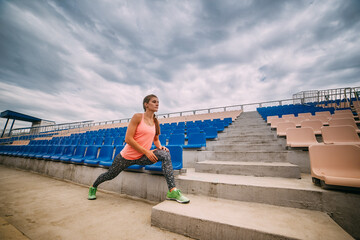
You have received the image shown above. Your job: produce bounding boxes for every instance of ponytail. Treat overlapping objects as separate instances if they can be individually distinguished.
[154,114,160,136]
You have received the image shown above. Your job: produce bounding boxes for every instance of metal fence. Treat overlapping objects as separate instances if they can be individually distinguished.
[4,86,359,138]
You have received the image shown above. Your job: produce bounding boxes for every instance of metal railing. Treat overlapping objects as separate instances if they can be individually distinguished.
[4,86,359,138]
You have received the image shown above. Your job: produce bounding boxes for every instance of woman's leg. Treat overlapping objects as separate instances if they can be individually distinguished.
[134,150,176,190]
[92,154,135,188]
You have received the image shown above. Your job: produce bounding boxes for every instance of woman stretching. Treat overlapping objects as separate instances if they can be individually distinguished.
[88,94,190,204]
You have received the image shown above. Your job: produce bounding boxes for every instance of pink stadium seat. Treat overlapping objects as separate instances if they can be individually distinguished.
[270,118,288,129]
[300,120,323,135]
[276,122,296,136]
[282,114,295,119]
[321,126,360,145]
[286,127,318,148]
[309,144,360,188]
[334,109,352,115]
[328,118,360,133]
[315,111,331,118]
[298,112,312,119]
[266,115,279,124]
[309,115,329,125]
[286,117,306,127]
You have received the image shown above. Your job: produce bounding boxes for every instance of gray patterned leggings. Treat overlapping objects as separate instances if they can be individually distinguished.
[92,150,176,190]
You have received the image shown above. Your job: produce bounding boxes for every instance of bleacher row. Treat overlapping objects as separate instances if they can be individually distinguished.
[0,116,235,172]
[257,103,360,189]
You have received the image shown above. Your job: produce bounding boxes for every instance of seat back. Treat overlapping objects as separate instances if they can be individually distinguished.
[73,145,87,158]
[168,134,185,146]
[276,122,296,136]
[315,111,331,117]
[187,132,206,147]
[97,145,115,161]
[328,118,358,129]
[298,112,312,119]
[286,127,317,147]
[300,120,323,133]
[167,145,183,170]
[321,126,360,144]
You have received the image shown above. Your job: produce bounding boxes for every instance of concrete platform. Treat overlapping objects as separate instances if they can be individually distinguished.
[0,165,192,240]
[152,195,353,240]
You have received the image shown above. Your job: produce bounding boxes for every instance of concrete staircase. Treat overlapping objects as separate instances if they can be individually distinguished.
[151,112,358,240]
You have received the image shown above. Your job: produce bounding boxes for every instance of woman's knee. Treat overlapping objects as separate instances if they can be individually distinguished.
[154,149,171,161]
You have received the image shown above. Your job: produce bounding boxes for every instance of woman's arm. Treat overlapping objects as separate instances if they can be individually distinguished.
[125,113,158,162]
[154,135,169,151]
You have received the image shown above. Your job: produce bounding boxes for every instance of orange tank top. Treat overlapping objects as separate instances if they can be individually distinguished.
[120,114,156,160]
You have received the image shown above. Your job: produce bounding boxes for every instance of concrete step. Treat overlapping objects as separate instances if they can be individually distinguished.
[218,134,277,141]
[202,150,288,162]
[222,129,273,136]
[206,143,284,151]
[177,169,360,213]
[195,160,301,178]
[151,195,353,240]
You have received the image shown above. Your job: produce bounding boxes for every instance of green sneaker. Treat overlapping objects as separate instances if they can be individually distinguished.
[166,189,190,204]
[88,186,97,200]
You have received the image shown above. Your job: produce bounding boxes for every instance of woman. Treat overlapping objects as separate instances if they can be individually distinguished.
[88,94,190,204]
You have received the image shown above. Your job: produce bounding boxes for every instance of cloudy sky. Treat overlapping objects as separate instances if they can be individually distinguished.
[1,0,360,129]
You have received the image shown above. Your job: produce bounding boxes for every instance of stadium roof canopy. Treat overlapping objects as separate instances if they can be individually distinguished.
[0,110,42,138]
[0,110,42,122]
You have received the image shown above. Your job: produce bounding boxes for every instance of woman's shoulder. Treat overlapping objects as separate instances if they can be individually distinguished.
[131,113,143,122]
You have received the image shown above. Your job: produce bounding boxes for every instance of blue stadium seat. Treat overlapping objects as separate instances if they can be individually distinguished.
[103,137,114,146]
[167,134,185,147]
[68,145,87,163]
[94,137,104,146]
[99,145,124,168]
[84,145,113,166]
[26,146,41,158]
[144,146,183,171]
[204,127,218,139]
[184,132,206,148]
[34,146,49,159]
[114,136,125,146]
[49,146,67,161]
[59,145,77,162]
[72,145,99,165]
[41,146,58,160]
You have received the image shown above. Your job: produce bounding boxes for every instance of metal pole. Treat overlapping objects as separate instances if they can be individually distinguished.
[1,118,9,138]
[8,119,15,137]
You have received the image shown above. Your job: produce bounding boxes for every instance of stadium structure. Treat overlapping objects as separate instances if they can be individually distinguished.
[0,86,359,239]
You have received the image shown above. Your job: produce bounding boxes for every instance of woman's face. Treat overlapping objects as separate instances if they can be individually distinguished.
[145,97,159,112]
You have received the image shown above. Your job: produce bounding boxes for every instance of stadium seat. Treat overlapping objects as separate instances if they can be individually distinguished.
[276,122,296,137]
[59,145,77,162]
[328,118,360,133]
[145,145,183,171]
[300,120,323,135]
[321,126,360,145]
[184,132,206,148]
[72,145,99,165]
[315,111,331,118]
[34,146,49,159]
[167,134,185,147]
[203,127,218,139]
[84,145,113,166]
[298,112,312,119]
[41,146,58,160]
[114,136,125,146]
[99,145,124,168]
[103,137,114,146]
[286,117,306,127]
[68,145,87,163]
[49,146,67,161]
[309,144,360,188]
[286,127,318,148]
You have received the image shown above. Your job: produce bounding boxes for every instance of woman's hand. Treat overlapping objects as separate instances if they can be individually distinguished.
[145,149,158,163]
[159,146,169,152]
